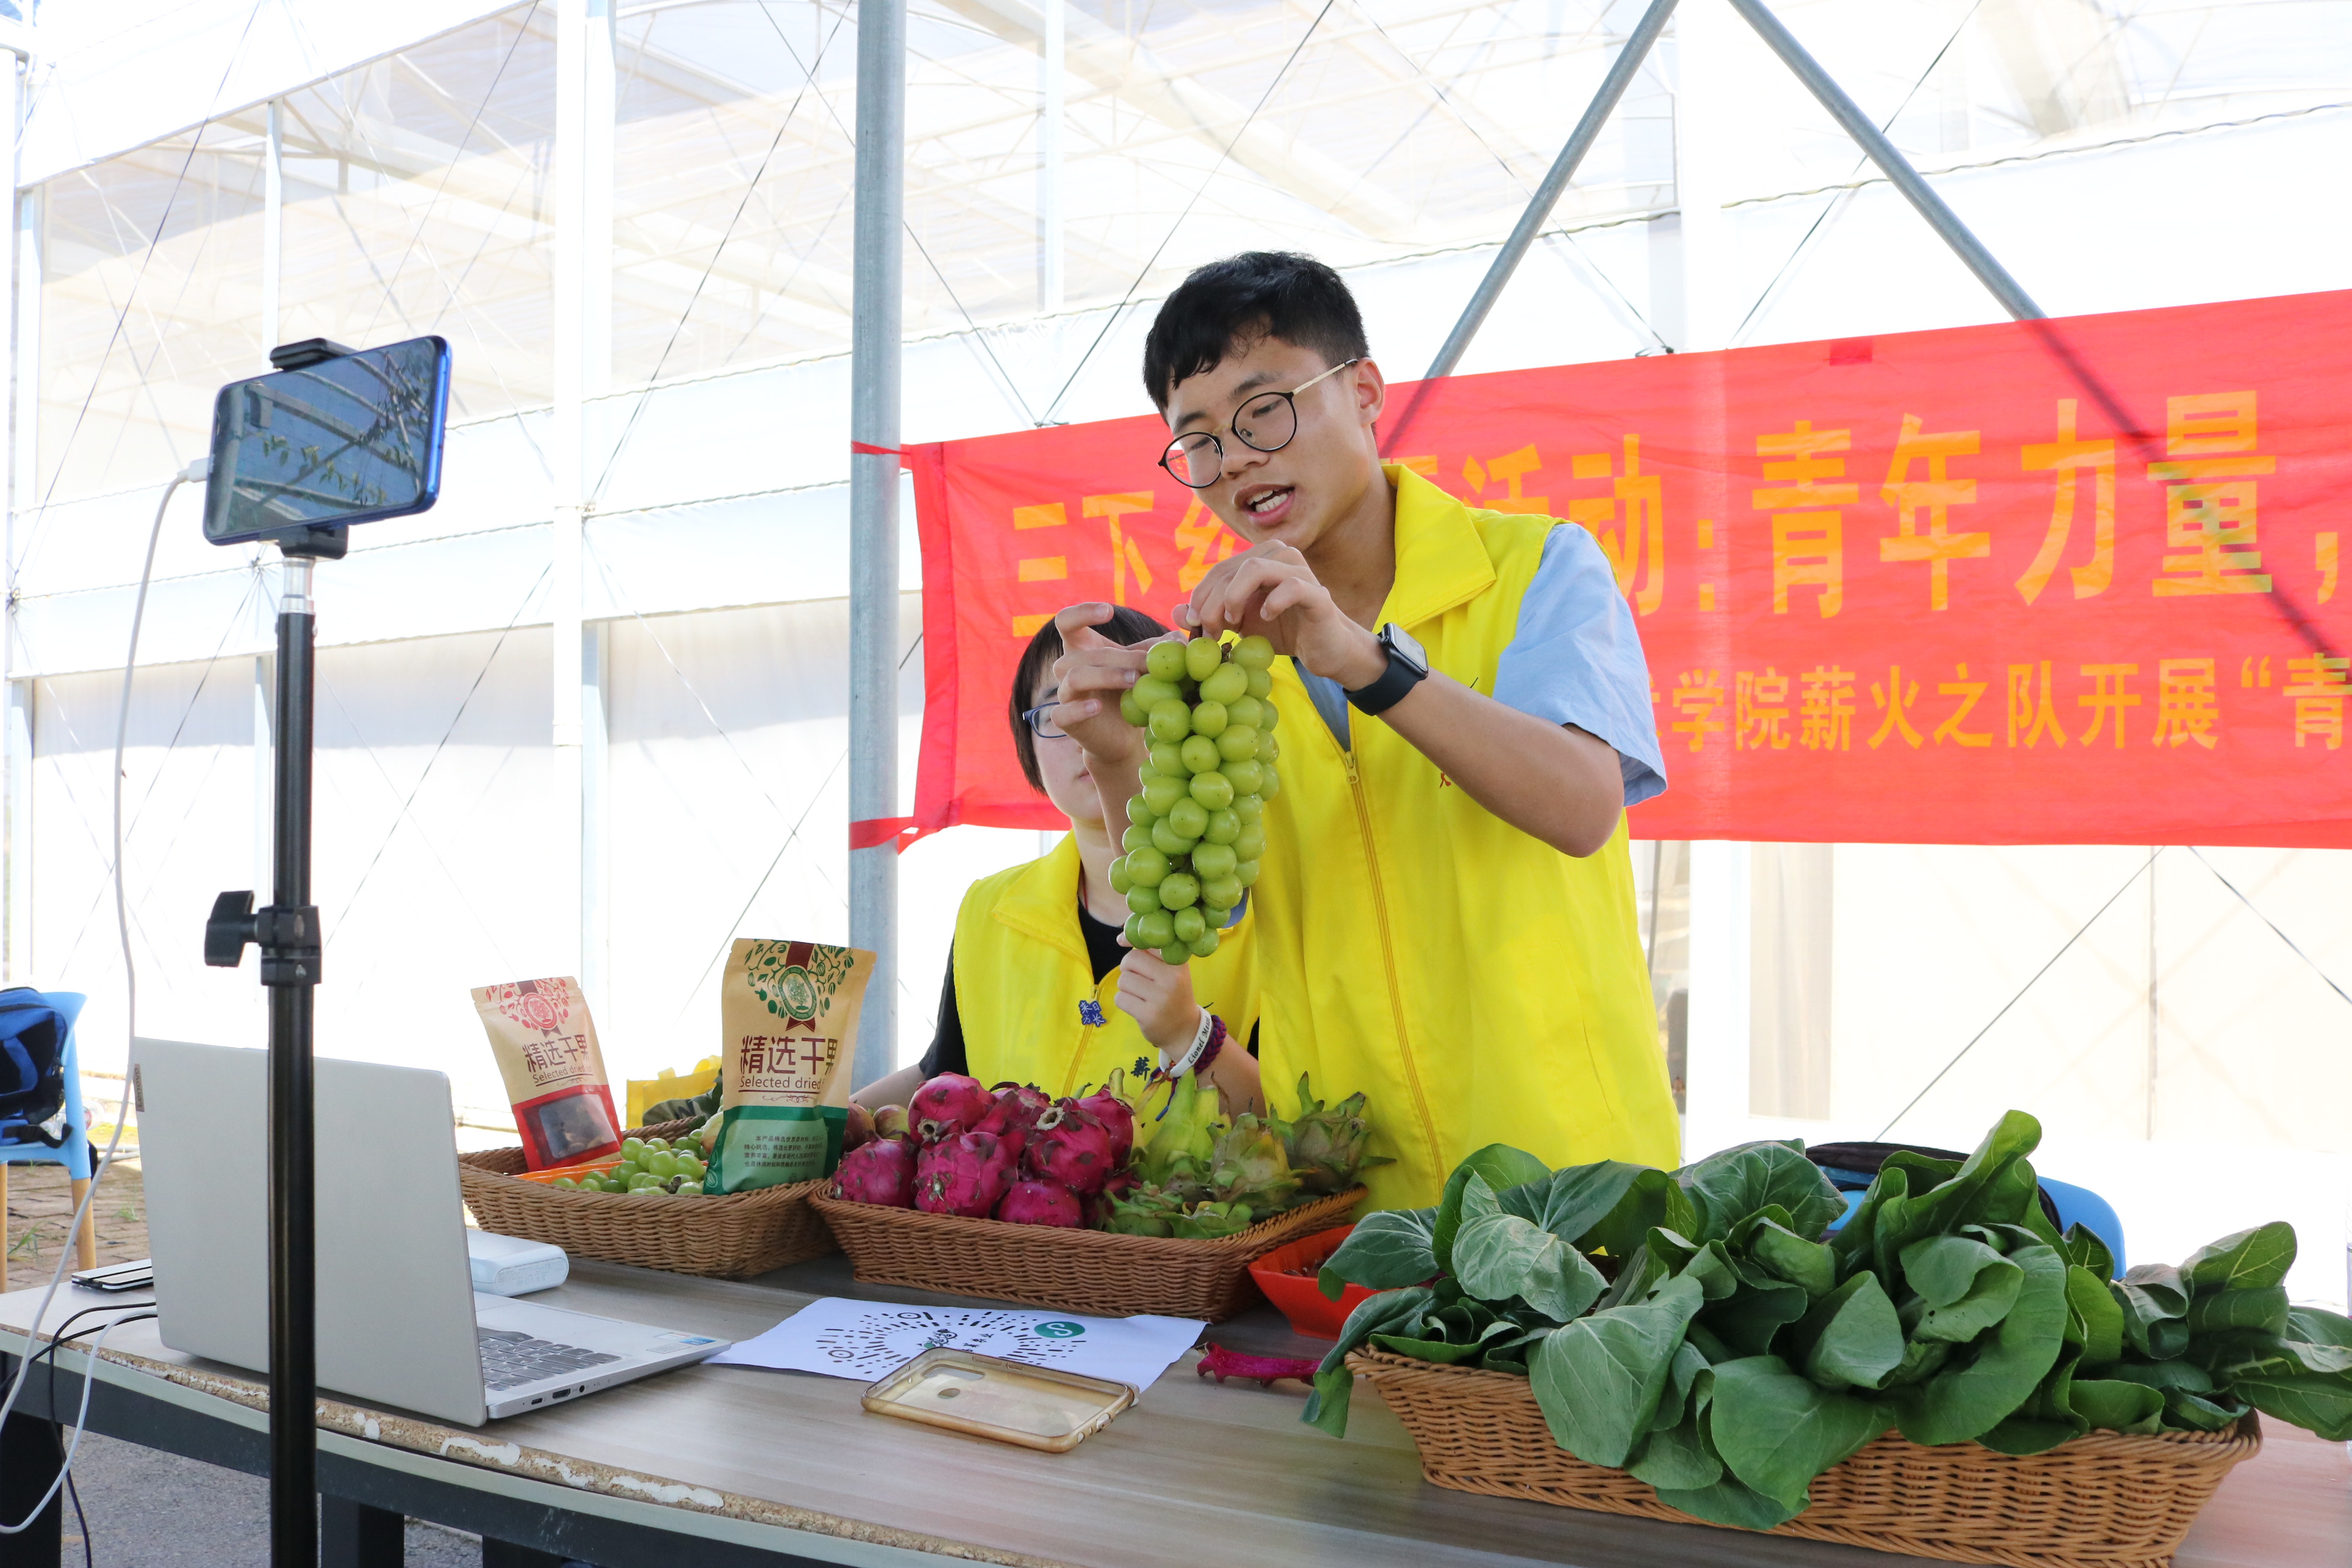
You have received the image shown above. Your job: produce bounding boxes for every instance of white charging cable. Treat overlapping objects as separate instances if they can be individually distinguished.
[0,454,204,1532]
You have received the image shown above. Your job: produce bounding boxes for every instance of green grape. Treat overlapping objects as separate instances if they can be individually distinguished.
[1151,818,1198,857]
[647,1151,682,1179]
[1148,700,1192,742]
[1126,845,1170,886]
[629,1173,662,1191]
[1190,699,1229,738]
[613,1161,643,1184]
[1119,690,1147,726]
[1171,906,1206,944]
[1148,740,1185,775]
[1146,640,1190,681]
[1143,773,1188,815]
[1187,928,1220,959]
[620,1138,646,1160]
[1108,856,1132,896]
[1221,758,1263,796]
[1136,761,1161,785]
[1126,883,1163,916]
[1158,871,1200,910]
[1123,822,1152,852]
[1224,694,1264,730]
[1200,663,1249,705]
[1126,793,1154,826]
[1216,724,1258,763]
[1234,635,1276,670]
[1201,874,1243,909]
[1136,909,1175,949]
[1133,674,1182,709]
[1188,770,1234,810]
[1233,823,1266,860]
[1231,793,1264,823]
[1259,696,1280,729]
[551,1176,579,1190]
[1260,762,1281,799]
[1191,841,1237,880]
[1184,636,1224,682]
[1124,912,1150,946]
[1159,943,1192,965]
[644,1138,670,1152]
[675,1181,704,1197]
[1166,796,1209,839]
[1201,903,1233,928]
[600,1177,629,1193]
[1180,734,1222,773]
[1201,807,1240,845]
[1245,666,1275,700]
[1256,730,1280,763]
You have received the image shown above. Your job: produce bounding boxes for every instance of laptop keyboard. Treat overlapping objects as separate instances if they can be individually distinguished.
[477,1328,622,1391]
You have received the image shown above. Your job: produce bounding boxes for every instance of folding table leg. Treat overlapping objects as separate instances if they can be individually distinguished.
[320,1494,405,1567]
[0,1404,64,1564]
[67,1178,96,1272]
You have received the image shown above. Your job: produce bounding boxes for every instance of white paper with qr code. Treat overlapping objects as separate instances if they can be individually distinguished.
[707,1297,1203,1389]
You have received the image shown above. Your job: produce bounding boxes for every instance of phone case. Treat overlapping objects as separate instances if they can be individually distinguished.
[861,1347,1135,1452]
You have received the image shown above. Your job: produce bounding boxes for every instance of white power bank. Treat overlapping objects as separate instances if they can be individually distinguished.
[465,1230,569,1296]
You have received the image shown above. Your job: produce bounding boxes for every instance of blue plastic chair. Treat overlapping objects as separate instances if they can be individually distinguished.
[0,990,96,1288]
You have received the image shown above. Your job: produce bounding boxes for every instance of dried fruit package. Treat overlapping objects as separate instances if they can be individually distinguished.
[472,976,622,1171]
[709,939,876,1194]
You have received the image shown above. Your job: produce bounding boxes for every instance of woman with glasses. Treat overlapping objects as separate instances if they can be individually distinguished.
[854,610,1263,1116]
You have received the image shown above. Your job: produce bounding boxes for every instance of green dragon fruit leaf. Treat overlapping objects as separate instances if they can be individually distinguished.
[1302,1286,1436,1439]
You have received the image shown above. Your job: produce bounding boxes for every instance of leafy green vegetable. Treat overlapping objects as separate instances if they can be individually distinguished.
[1451,1199,1608,1324]
[2064,1263,2125,1368]
[1677,1141,1845,1244]
[1894,1243,2069,1446]
[1318,1207,1437,1299]
[2185,1286,2289,1337]
[2179,1222,2297,1293]
[2068,1377,2166,1435]
[1738,1214,1836,1299]
[2061,1223,2115,1279]
[1304,1287,1433,1438]
[1798,1272,1905,1391]
[1430,1144,1549,1270]
[1707,1355,1884,1511]
[1900,1234,2024,1342]
[1530,1274,1706,1467]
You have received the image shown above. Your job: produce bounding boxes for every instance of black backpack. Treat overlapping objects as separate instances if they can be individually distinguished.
[0,987,72,1147]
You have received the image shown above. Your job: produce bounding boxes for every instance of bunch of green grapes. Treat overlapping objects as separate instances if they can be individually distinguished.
[1108,633,1280,963]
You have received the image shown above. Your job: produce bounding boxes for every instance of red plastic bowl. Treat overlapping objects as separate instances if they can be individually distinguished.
[1248,1224,1377,1340]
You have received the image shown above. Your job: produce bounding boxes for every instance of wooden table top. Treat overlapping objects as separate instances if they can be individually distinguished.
[2,1251,2344,1568]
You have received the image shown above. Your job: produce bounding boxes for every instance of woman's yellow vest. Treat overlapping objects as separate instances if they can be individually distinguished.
[1255,465,1680,1210]
[949,834,1259,1096]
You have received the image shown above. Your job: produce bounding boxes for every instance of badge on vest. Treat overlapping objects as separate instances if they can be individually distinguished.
[1078,999,1106,1027]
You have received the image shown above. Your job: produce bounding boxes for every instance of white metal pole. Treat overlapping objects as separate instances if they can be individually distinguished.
[1038,0,1063,314]
[262,100,282,349]
[850,0,906,1087]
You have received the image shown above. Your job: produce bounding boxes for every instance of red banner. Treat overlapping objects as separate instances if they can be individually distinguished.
[909,290,2352,848]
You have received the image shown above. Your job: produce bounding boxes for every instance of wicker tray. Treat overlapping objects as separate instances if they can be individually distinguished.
[809,1186,1366,1320]
[1350,1349,2259,1568]
[459,1118,835,1280]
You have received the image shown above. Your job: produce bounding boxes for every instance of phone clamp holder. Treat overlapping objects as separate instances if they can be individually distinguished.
[203,891,322,985]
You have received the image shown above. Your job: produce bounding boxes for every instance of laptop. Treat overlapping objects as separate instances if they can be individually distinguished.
[133,1038,729,1425]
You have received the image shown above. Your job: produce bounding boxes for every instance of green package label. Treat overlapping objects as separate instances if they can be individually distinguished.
[711,1103,845,1194]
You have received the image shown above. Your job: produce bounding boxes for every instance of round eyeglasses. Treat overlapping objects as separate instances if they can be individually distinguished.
[1155,359,1361,489]
[1020,701,1068,740]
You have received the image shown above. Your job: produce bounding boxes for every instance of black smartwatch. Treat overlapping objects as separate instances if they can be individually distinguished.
[1344,623,1430,716]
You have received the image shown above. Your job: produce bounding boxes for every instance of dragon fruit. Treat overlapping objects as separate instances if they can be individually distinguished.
[829,1137,917,1207]
[914,1130,1016,1217]
[1209,1114,1301,1213]
[1083,1169,1141,1229]
[1172,1200,1253,1239]
[1072,1081,1137,1167]
[909,1073,994,1145]
[1099,1182,1189,1237]
[1283,1074,1390,1194]
[872,1103,912,1142]
[994,1179,1083,1227]
[974,1082,1054,1161]
[1136,1068,1223,1194]
[1025,1102,1121,1194]
[842,1101,877,1152]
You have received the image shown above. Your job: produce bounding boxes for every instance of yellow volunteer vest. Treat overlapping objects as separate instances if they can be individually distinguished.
[1255,465,1680,1210]
[950,834,1260,1096]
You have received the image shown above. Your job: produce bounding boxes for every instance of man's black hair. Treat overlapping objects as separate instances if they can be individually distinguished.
[1010,606,1171,793]
[1142,251,1369,410]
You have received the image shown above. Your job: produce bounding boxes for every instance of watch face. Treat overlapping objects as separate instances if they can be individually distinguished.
[1384,623,1430,677]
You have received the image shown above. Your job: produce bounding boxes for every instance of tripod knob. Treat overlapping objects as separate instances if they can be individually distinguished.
[205,890,257,968]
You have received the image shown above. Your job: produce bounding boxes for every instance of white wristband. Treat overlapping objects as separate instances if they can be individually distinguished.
[1164,1008,1214,1076]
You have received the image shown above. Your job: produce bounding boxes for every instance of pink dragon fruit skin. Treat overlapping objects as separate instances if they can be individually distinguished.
[829,1138,917,1207]
[995,1179,1083,1227]
[1072,1087,1136,1166]
[1084,1168,1142,1229]
[1025,1103,1120,1195]
[914,1131,1016,1217]
[973,1082,1053,1161]
[909,1073,995,1145]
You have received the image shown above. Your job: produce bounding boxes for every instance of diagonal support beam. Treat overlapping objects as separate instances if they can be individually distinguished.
[1422,0,1681,381]
[1724,0,2043,321]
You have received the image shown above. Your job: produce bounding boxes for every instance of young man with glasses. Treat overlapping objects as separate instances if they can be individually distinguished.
[1050,251,1674,1208]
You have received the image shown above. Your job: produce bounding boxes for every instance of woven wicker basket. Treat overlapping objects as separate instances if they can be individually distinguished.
[459,1119,835,1280]
[1350,1350,2259,1568]
[809,1186,1365,1320]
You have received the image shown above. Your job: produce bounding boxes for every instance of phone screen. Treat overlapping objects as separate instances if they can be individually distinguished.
[202,335,451,545]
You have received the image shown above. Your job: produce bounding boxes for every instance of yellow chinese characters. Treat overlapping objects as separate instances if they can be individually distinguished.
[2282,655,2350,750]
[2151,659,2220,750]
[2016,400,2115,603]
[1755,422,1856,617]
[1879,415,1988,610]
[2147,393,2274,597]
[1564,437,1665,616]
